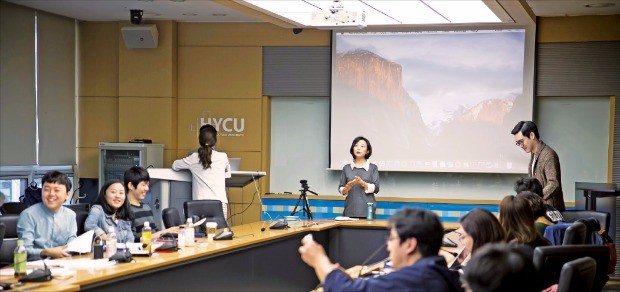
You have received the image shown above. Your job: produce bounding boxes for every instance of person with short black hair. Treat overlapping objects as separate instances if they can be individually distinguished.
[124,166,178,241]
[339,136,380,218]
[85,180,134,243]
[299,208,462,291]
[17,171,77,259]
[511,121,565,211]
[463,243,539,292]
[514,177,564,224]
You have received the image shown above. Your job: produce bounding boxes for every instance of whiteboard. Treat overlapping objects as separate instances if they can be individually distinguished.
[535,96,610,202]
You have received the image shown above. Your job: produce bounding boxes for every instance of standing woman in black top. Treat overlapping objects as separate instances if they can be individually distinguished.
[339,136,380,218]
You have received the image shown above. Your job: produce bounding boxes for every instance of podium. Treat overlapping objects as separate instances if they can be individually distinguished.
[146,168,266,228]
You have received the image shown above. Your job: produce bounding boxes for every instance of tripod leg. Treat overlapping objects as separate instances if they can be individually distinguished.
[291,194,303,216]
[303,194,313,221]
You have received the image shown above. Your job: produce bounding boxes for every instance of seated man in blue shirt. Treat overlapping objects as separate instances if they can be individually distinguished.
[299,208,463,291]
[17,171,77,259]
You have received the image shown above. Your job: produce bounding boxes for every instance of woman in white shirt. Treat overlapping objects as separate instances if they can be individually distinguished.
[172,124,231,217]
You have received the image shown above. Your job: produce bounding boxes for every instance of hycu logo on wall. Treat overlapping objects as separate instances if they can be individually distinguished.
[196,112,245,137]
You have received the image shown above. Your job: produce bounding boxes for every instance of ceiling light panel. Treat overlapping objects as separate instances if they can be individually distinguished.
[424,0,501,23]
[305,0,399,25]
[245,0,320,25]
[362,0,449,24]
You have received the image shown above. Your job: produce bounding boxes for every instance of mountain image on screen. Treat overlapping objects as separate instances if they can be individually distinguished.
[330,30,532,173]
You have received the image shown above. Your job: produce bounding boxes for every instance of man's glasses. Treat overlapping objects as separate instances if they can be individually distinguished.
[515,139,525,147]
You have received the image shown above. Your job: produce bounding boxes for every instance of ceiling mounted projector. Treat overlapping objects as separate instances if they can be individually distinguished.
[310,5,366,30]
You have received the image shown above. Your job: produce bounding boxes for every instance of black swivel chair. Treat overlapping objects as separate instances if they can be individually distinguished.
[183,200,227,230]
[0,215,20,267]
[73,209,90,236]
[562,221,586,245]
[557,257,597,292]
[162,207,184,229]
[534,245,609,292]
[561,210,610,233]
[0,223,6,251]
[0,202,27,215]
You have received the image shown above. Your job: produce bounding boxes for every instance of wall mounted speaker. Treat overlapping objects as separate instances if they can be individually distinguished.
[121,24,158,49]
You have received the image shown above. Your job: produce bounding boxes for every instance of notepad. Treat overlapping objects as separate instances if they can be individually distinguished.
[334,216,358,221]
[65,230,95,254]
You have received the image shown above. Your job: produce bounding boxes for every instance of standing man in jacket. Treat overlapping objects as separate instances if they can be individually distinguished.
[511,121,565,211]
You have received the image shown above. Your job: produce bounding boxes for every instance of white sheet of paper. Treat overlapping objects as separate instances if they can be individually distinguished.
[65,230,95,254]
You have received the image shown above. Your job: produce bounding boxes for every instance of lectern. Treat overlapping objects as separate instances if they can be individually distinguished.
[146,168,266,228]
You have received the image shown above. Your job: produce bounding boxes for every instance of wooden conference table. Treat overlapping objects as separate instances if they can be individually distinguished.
[1,220,458,291]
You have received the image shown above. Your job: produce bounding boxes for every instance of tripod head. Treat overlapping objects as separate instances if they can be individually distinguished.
[299,180,318,196]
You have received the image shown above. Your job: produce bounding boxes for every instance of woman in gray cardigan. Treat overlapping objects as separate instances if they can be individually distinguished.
[339,136,380,218]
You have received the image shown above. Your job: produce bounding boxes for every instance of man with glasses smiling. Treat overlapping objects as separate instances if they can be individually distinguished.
[511,121,565,211]
[298,208,462,291]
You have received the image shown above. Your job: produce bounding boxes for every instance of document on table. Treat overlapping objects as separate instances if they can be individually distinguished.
[26,258,115,270]
[65,230,95,254]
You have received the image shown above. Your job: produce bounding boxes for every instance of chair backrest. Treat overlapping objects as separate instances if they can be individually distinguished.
[0,202,28,215]
[65,203,90,213]
[73,209,89,236]
[162,207,183,229]
[557,257,597,292]
[563,221,586,245]
[534,245,609,291]
[0,215,20,267]
[0,223,5,251]
[561,210,610,233]
[183,200,227,229]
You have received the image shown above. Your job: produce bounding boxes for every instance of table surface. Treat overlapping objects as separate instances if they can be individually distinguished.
[0,220,459,291]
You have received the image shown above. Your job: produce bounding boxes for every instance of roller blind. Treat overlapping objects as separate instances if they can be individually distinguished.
[0,2,36,165]
[37,11,76,165]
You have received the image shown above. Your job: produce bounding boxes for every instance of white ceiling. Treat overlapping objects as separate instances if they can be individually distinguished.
[5,0,620,24]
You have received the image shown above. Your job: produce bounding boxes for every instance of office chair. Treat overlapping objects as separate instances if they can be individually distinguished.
[0,223,5,251]
[557,257,597,292]
[561,210,610,233]
[562,221,586,245]
[0,215,20,266]
[73,209,89,236]
[534,245,609,292]
[183,200,227,230]
[66,203,90,213]
[0,202,27,215]
[162,207,184,229]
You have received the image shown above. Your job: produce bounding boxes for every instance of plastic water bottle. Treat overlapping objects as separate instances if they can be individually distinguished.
[107,227,117,257]
[13,239,27,277]
[178,226,186,247]
[185,218,195,247]
[366,202,374,221]
[142,221,152,252]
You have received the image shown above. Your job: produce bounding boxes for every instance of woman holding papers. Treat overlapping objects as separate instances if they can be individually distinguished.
[85,180,134,243]
[339,136,380,218]
[172,124,231,217]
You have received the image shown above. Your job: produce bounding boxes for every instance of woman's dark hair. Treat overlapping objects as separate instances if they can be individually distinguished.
[198,124,217,169]
[349,136,372,160]
[499,195,537,244]
[460,208,506,254]
[516,191,546,218]
[95,179,133,221]
[514,177,543,198]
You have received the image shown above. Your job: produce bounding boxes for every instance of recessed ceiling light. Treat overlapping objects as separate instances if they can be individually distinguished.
[212,13,227,17]
[170,0,186,2]
[182,13,198,16]
[584,2,615,8]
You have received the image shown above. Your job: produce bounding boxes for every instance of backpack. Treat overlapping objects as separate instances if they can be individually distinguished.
[20,183,43,207]
[599,230,617,275]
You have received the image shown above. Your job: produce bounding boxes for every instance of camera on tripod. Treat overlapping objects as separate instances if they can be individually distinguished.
[292,179,318,221]
[300,180,309,190]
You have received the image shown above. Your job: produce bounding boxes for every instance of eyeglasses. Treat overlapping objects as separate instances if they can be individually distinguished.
[515,138,525,147]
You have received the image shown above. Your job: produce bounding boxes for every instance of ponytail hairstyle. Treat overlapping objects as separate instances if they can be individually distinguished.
[198,124,217,169]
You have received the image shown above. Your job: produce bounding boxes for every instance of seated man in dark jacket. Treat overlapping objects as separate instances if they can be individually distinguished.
[298,208,463,291]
